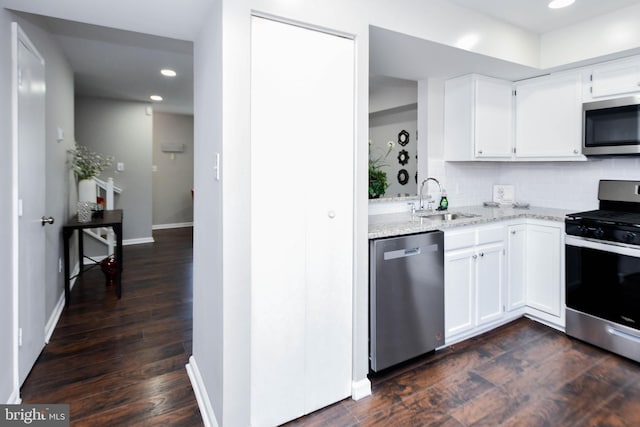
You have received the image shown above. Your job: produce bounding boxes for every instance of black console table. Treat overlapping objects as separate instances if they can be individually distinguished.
[62,209,123,307]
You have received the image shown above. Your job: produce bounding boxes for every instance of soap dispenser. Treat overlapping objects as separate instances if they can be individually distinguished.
[439,190,448,211]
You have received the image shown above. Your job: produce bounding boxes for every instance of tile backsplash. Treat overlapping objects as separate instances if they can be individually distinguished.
[428,157,640,212]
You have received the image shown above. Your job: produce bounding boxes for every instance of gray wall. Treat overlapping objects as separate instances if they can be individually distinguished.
[152,112,194,226]
[75,96,153,242]
[0,10,76,403]
[369,106,418,197]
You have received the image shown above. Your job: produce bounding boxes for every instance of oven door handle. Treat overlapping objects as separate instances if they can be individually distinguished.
[566,235,640,257]
[606,326,640,344]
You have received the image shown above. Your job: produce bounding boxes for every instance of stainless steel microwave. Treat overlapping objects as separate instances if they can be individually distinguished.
[583,95,640,156]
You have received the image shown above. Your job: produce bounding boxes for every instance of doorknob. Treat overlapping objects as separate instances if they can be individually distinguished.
[41,216,54,226]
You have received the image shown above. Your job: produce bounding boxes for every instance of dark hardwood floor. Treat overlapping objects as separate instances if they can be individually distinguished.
[286,318,640,427]
[21,227,202,427]
[21,228,640,426]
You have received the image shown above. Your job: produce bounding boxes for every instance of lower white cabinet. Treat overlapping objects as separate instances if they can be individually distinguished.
[445,225,505,342]
[506,224,527,311]
[507,221,565,328]
[524,223,563,318]
[445,220,565,345]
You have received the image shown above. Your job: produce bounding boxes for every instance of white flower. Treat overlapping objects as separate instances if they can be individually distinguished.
[387,140,395,149]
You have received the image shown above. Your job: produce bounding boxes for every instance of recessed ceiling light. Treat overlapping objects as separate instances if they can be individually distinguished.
[150,95,163,102]
[548,0,575,9]
[161,69,177,77]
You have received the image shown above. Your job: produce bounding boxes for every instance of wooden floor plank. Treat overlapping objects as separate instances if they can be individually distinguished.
[21,228,202,426]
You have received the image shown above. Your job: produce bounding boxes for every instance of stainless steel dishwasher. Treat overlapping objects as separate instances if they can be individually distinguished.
[369,230,444,372]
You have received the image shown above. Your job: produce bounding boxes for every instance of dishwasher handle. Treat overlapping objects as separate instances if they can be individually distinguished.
[383,243,439,261]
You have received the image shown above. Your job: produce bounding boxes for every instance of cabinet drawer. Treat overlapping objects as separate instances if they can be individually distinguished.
[477,226,505,245]
[445,229,476,251]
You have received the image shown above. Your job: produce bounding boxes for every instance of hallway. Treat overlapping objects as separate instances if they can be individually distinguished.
[21,227,202,426]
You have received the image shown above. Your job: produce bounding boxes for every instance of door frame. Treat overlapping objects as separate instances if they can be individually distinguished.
[11,22,46,402]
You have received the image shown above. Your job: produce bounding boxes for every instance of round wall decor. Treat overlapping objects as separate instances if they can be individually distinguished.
[397,169,409,185]
[397,149,409,166]
[398,130,410,146]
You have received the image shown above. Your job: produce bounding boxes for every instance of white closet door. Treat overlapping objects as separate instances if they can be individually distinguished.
[250,16,354,427]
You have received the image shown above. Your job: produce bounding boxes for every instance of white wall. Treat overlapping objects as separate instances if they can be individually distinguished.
[152,112,194,227]
[369,76,417,113]
[0,7,16,404]
[75,96,153,241]
[192,1,224,422]
[541,3,640,69]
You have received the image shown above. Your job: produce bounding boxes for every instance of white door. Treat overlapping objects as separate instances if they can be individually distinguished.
[475,243,505,326]
[474,76,513,158]
[444,249,475,339]
[515,72,582,158]
[526,225,562,317]
[507,225,527,311]
[14,24,47,386]
[250,16,354,427]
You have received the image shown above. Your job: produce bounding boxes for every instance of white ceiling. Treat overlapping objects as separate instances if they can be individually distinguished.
[445,0,640,34]
[22,13,194,115]
[9,1,640,115]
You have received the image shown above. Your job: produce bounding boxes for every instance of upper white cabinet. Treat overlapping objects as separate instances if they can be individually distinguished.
[444,74,513,161]
[514,71,584,159]
[587,56,640,100]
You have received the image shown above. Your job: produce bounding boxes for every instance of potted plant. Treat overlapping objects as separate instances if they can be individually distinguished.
[369,140,395,199]
[68,144,114,203]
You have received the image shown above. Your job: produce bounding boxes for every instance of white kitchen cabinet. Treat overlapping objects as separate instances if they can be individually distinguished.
[444,74,513,161]
[514,71,584,159]
[444,225,506,342]
[588,56,640,99]
[250,17,354,427]
[506,224,527,311]
[526,223,563,318]
[444,248,475,338]
[476,243,505,325]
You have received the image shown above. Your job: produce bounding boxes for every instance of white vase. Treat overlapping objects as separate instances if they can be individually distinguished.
[78,178,97,203]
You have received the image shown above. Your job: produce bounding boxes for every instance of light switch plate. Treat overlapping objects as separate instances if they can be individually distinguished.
[493,185,515,205]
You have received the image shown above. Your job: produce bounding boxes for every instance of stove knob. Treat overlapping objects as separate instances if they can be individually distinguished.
[579,226,590,236]
[594,228,605,239]
[624,232,636,243]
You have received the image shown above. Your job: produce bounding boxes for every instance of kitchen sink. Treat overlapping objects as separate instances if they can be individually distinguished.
[416,211,480,221]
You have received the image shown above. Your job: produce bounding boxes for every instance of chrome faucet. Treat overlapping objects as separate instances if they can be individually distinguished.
[419,177,442,211]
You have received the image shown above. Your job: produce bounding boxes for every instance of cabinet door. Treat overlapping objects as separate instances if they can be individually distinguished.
[250,17,354,426]
[476,243,505,326]
[515,72,582,158]
[475,77,513,158]
[444,249,475,339]
[526,225,562,317]
[591,58,640,98]
[507,225,527,311]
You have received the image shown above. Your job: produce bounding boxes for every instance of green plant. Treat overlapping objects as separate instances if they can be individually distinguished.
[369,140,395,199]
[68,144,114,180]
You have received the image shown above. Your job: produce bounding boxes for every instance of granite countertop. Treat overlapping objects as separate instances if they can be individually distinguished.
[368,205,571,239]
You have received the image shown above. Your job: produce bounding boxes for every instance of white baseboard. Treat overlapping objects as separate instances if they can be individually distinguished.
[152,222,193,230]
[45,262,80,343]
[351,378,372,400]
[186,356,218,427]
[7,387,21,404]
[123,237,155,246]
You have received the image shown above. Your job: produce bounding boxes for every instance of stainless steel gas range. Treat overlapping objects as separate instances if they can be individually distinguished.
[565,180,640,362]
